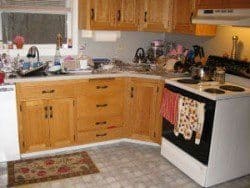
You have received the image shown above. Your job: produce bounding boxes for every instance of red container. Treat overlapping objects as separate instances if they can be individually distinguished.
[0,71,5,84]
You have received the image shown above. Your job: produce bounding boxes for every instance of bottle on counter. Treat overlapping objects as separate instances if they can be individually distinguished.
[54,33,62,66]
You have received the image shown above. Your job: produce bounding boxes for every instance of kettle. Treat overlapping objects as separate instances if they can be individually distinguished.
[133,48,147,64]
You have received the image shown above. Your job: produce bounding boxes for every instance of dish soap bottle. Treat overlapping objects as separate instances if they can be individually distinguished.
[54,33,62,66]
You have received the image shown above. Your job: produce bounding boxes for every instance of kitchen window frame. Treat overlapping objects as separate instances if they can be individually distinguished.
[0,0,78,57]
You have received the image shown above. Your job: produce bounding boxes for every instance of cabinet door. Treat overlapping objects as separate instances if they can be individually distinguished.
[173,0,216,36]
[114,0,138,30]
[90,0,112,29]
[140,0,169,32]
[173,0,196,34]
[21,100,50,153]
[197,0,224,9]
[49,98,75,148]
[224,0,250,8]
[130,79,159,141]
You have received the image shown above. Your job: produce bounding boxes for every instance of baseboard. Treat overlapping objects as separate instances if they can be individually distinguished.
[21,138,160,159]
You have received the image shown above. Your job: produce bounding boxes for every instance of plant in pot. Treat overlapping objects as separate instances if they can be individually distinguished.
[13,35,25,49]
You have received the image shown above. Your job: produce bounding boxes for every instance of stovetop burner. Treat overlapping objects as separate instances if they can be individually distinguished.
[177,79,200,84]
[220,85,245,92]
[203,88,225,94]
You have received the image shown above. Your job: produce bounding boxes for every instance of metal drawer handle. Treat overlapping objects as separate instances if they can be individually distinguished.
[44,106,48,119]
[95,121,107,125]
[42,89,55,94]
[117,10,121,21]
[96,85,108,89]
[91,8,95,20]
[144,11,147,22]
[96,133,107,137]
[130,87,134,98]
[96,104,108,108]
[50,106,53,118]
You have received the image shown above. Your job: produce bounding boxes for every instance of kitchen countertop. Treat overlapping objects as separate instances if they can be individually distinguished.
[4,70,250,101]
[4,72,165,83]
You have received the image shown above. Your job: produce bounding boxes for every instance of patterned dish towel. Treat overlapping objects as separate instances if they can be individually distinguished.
[160,88,180,126]
[174,96,205,145]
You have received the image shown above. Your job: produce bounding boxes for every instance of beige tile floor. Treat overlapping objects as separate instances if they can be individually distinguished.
[0,142,250,188]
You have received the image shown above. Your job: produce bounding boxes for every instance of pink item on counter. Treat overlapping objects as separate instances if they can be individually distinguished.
[160,88,179,126]
[176,44,183,54]
[64,55,74,61]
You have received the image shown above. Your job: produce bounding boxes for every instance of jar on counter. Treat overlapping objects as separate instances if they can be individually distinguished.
[215,69,225,84]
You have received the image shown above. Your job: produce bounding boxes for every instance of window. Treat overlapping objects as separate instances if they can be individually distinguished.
[1,12,67,44]
[0,0,78,56]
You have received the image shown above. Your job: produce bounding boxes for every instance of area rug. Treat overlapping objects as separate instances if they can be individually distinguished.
[7,151,99,187]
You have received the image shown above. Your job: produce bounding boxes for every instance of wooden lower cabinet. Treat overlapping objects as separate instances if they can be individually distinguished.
[18,77,164,153]
[49,98,75,148]
[20,100,50,152]
[128,78,164,144]
[20,98,75,153]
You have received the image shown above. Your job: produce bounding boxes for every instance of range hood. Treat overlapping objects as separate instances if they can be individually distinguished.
[192,9,250,27]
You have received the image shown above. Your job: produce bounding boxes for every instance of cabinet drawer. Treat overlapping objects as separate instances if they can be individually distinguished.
[77,115,123,131]
[77,95,123,117]
[77,127,124,144]
[76,78,125,97]
[18,83,74,100]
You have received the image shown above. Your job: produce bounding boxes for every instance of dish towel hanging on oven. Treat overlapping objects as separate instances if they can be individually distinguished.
[160,88,179,126]
[174,96,205,145]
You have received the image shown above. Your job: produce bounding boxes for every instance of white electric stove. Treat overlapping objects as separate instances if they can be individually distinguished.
[161,73,250,187]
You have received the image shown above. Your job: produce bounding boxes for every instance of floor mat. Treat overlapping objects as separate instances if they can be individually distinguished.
[7,151,99,187]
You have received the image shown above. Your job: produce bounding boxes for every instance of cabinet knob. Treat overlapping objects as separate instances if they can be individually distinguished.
[144,11,147,22]
[91,8,95,20]
[42,89,55,94]
[44,106,48,119]
[130,87,134,98]
[50,106,53,118]
[96,133,107,137]
[96,104,108,108]
[96,85,108,89]
[95,121,107,125]
[117,10,121,22]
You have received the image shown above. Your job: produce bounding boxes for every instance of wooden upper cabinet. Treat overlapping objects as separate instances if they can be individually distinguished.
[79,0,138,30]
[173,0,217,36]
[197,0,250,9]
[89,0,112,29]
[224,0,250,8]
[21,100,50,153]
[49,98,75,148]
[139,0,172,32]
[197,0,224,9]
[114,0,138,30]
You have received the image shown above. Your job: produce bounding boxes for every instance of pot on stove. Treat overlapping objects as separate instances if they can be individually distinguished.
[190,66,212,81]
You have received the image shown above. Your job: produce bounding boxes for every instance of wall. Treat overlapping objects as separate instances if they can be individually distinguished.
[79,31,164,62]
[79,26,250,62]
[203,26,250,61]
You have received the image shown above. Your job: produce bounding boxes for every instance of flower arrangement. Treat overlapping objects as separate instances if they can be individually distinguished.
[13,35,25,49]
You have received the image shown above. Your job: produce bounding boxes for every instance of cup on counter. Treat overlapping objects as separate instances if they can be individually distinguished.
[0,71,5,84]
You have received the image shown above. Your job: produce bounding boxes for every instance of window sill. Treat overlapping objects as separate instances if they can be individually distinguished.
[0,44,78,58]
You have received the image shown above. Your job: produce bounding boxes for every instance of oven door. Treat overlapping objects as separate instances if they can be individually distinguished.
[162,84,216,165]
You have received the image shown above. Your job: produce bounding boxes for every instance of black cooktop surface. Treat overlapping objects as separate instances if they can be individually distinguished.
[220,85,245,92]
[203,88,225,94]
[177,79,200,84]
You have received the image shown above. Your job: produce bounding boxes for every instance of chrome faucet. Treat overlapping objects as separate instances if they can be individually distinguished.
[27,46,40,62]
